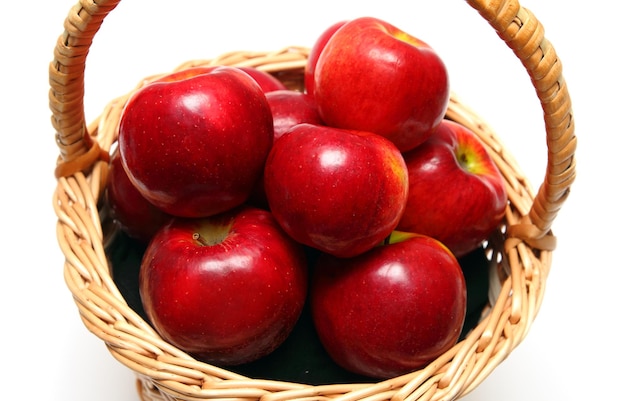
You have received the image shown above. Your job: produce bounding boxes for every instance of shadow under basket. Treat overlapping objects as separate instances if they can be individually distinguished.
[49,0,576,400]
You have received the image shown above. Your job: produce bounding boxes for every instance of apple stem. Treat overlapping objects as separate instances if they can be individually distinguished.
[193,232,210,246]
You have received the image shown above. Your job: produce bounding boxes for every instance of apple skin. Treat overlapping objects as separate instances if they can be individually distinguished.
[118,66,274,218]
[266,90,324,140]
[154,65,287,93]
[236,66,288,93]
[139,206,309,366]
[248,90,324,209]
[105,147,172,243]
[397,119,508,257]
[314,16,450,153]
[310,231,467,379]
[304,20,348,96]
[152,66,215,83]
[264,123,409,258]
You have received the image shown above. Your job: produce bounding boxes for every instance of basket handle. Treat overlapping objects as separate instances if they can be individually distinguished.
[49,0,575,247]
[465,0,576,250]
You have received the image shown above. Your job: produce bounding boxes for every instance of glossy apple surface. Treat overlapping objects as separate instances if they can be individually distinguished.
[314,16,449,152]
[248,90,324,209]
[139,206,309,366]
[152,66,215,83]
[118,66,274,218]
[266,90,323,140]
[264,123,409,258]
[154,65,287,93]
[310,231,467,379]
[397,119,508,257]
[304,20,347,96]
[236,66,288,93]
[105,147,172,242]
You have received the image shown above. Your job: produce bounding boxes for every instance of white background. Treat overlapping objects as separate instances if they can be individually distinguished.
[1,0,623,400]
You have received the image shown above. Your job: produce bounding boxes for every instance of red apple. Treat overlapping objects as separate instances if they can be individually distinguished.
[118,66,274,218]
[310,231,467,379]
[248,90,324,209]
[236,66,288,93]
[152,66,215,83]
[314,16,450,152]
[304,20,348,96]
[105,147,172,242]
[154,65,287,93]
[139,206,309,366]
[264,123,409,258]
[397,119,508,257]
[266,90,323,140]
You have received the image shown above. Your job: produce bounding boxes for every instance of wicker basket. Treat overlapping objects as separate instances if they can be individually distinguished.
[49,0,576,400]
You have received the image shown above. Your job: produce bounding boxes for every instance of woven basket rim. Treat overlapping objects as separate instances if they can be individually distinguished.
[49,1,576,400]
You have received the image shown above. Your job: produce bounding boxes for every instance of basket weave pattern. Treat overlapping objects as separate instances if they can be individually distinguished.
[49,0,576,400]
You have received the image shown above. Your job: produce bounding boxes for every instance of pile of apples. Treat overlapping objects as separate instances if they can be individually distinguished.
[106,16,507,380]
